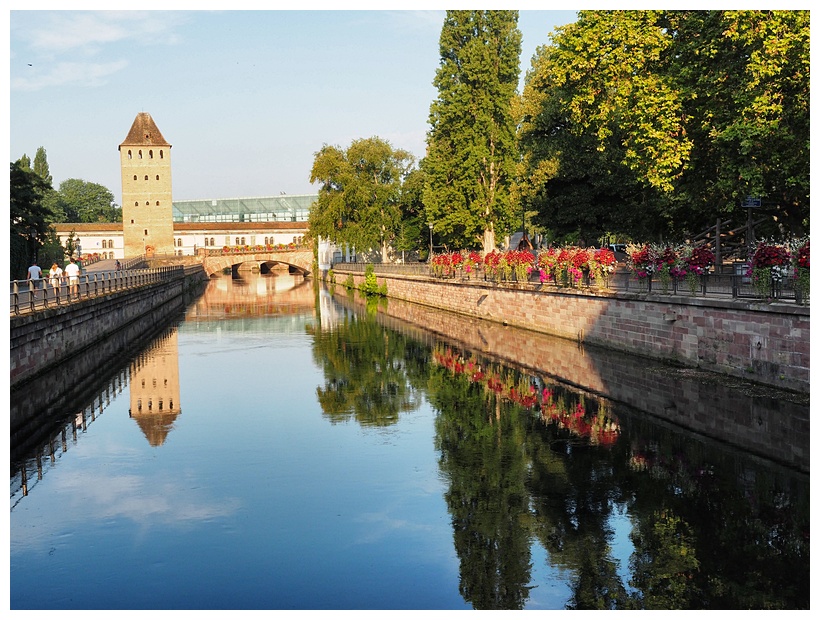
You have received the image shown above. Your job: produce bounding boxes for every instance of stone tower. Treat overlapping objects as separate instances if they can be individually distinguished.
[119,112,174,258]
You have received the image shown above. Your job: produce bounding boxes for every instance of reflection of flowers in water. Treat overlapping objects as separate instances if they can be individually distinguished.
[432,345,620,445]
[540,388,620,446]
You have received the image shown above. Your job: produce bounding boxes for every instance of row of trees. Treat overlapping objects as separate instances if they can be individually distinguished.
[10,147,120,278]
[308,10,809,259]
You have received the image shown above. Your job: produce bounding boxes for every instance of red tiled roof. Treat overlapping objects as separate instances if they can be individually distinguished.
[119,112,171,148]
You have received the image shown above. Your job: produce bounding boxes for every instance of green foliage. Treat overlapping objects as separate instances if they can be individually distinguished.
[308,136,414,261]
[47,178,121,223]
[424,10,521,252]
[517,10,809,243]
[344,274,355,290]
[358,264,387,297]
[33,146,52,186]
[10,160,53,278]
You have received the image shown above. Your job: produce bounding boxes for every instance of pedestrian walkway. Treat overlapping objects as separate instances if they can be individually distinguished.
[84,259,119,272]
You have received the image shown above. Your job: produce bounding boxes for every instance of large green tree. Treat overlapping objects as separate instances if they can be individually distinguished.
[10,160,53,278]
[665,10,810,237]
[33,146,53,187]
[517,10,809,243]
[46,178,121,223]
[424,10,522,252]
[518,10,690,243]
[308,137,414,261]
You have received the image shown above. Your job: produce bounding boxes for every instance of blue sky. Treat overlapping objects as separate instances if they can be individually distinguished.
[8,7,578,202]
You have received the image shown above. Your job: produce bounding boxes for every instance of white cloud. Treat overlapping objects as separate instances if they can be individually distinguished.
[25,11,186,56]
[11,60,129,91]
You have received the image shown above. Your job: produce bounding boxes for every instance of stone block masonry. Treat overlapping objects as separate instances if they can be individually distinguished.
[331,269,809,394]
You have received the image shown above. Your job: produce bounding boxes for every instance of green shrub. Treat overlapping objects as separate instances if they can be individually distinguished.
[359,264,387,296]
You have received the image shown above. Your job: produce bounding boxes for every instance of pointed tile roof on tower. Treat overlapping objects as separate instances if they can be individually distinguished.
[119,112,171,148]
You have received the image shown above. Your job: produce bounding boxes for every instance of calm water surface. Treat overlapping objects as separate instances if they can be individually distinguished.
[9,271,809,610]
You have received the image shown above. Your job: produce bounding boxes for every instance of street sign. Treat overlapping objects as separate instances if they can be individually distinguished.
[742,196,762,208]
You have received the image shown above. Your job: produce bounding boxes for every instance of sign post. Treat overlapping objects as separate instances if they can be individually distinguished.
[742,196,761,256]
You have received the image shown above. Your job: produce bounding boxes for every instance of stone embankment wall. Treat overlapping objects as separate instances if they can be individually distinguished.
[331,269,810,394]
[332,290,809,472]
[10,265,207,389]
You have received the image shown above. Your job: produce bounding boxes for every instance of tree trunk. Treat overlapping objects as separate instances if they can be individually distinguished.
[483,227,495,254]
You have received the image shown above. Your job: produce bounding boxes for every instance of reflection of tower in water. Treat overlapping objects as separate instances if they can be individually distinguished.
[130,329,181,447]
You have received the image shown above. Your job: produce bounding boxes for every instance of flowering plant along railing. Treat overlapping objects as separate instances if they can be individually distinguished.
[417,239,808,302]
[219,242,303,254]
[429,246,616,288]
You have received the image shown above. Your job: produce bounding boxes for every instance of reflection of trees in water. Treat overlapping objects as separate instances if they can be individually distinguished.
[428,345,809,610]
[430,370,533,610]
[310,312,426,426]
[308,307,809,609]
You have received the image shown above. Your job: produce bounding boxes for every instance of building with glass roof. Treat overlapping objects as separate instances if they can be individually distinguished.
[172,194,317,223]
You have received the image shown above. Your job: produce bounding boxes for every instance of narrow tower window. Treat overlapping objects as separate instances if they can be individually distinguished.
[149,150,153,159]
[138,150,143,159]
[128,150,132,159]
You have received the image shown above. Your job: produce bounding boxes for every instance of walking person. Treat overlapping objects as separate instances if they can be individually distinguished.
[49,262,63,299]
[65,258,81,299]
[27,260,43,301]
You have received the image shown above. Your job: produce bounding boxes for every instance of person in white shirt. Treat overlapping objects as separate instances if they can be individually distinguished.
[27,261,42,299]
[49,263,63,296]
[27,261,42,282]
[64,258,81,299]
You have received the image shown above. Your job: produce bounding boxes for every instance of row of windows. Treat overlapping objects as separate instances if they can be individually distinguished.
[201,236,305,246]
[133,175,161,180]
[101,239,116,248]
[135,398,174,411]
[126,149,164,160]
[134,201,162,206]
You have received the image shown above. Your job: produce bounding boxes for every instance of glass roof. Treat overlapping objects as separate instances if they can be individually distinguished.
[172,194,317,223]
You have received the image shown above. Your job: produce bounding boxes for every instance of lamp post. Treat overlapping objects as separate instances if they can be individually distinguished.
[428,222,434,261]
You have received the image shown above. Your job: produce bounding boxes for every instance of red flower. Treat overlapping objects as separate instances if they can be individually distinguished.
[796,241,809,270]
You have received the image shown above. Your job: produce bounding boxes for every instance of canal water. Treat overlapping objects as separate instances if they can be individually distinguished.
[9,270,810,610]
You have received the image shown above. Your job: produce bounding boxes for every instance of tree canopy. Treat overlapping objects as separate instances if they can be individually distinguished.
[45,178,121,223]
[424,10,522,252]
[517,9,809,244]
[10,160,53,278]
[308,137,414,261]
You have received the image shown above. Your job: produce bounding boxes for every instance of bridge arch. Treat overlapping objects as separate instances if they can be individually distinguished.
[201,250,313,278]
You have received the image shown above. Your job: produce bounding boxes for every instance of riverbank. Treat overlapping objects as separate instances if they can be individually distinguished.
[329,266,809,394]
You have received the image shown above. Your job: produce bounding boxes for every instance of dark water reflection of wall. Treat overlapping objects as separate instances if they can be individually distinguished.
[329,286,809,473]
[9,282,202,464]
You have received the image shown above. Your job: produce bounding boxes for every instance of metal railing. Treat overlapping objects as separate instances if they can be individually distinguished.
[331,261,808,305]
[10,266,184,316]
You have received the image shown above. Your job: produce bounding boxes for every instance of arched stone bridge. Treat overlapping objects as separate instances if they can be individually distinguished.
[201,249,313,277]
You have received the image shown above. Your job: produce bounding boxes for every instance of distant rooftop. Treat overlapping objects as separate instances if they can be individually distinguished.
[172,194,317,223]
